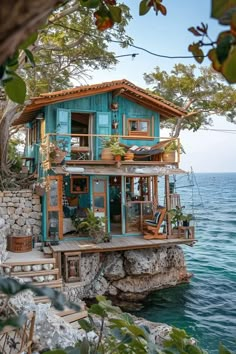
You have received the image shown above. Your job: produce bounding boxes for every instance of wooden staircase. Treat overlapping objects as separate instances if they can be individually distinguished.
[3,255,88,324]
[52,307,88,327]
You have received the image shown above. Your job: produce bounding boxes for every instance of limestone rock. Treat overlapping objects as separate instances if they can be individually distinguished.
[112,268,188,300]
[104,252,125,280]
[80,253,100,283]
[124,249,159,275]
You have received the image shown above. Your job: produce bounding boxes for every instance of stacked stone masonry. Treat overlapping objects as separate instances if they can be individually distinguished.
[0,190,42,241]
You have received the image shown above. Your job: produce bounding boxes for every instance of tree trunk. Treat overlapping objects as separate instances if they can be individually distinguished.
[0,102,22,173]
[0,0,62,65]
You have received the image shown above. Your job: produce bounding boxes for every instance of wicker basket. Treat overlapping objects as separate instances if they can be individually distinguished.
[7,235,32,253]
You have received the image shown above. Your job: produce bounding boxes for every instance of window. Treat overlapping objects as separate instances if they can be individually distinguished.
[71,176,89,194]
[127,119,150,137]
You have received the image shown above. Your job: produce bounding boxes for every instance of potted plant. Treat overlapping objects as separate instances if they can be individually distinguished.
[101,136,118,160]
[162,140,178,162]
[110,144,126,161]
[73,209,107,243]
[168,206,193,229]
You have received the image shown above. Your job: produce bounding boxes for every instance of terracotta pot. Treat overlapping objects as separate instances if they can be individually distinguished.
[124,152,134,161]
[162,151,176,162]
[114,155,122,161]
[101,148,113,160]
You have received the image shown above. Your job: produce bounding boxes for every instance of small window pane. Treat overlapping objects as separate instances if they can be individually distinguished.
[94,180,105,193]
[140,121,148,132]
[94,196,105,208]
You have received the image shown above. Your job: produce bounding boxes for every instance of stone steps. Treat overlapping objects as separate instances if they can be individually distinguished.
[3,258,63,291]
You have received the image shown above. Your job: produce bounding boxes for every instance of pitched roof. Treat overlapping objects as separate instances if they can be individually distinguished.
[13,79,186,125]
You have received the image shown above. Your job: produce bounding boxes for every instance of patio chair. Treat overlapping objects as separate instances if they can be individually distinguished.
[120,139,173,160]
[143,207,167,240]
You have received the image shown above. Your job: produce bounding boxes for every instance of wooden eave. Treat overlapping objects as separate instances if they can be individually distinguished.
[12,79,186,126]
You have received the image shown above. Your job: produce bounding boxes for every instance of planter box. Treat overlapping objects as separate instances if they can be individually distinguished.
[7,235,32,253]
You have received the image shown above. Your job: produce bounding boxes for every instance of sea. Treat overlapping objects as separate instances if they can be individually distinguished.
[134,172,236,353]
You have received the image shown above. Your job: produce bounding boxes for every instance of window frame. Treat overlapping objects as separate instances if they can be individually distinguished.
[70,176,89,194]
[127,118,151,138]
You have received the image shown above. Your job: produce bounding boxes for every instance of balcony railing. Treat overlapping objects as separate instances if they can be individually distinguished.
[39,133,181,168]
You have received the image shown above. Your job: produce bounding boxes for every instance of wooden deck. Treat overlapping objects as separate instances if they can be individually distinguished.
[50,236,195,254]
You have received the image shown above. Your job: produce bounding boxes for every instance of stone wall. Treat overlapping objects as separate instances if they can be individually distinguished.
[0,190,42,244]
[65,246,191,302]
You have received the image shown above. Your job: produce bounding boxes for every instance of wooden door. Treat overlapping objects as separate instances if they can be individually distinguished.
[92,177,107,220]
[95,112,111,160]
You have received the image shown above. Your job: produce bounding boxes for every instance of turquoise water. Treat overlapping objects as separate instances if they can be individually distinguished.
[134,173,236,353]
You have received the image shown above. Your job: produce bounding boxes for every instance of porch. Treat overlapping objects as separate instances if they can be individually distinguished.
[49,235,195,278]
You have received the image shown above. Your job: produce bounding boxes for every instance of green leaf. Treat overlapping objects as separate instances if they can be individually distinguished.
[78,318,94,332]
[139,0,151,16]
[108,5,122,23]
[79,338,90,354]
[89,303,107,317]
[80,0,100,8]
[221,47,236,83]
[126,324,147,338]
[185,344,205,354]
[4,72,26,104]
[43,350,67,354]
[211,0,236,24]
[188,43,204,64]
[0,313,27,331]
[216,31,233,64]
[24,49,35,67]
[219,342,233,354]
[19,32,38,49]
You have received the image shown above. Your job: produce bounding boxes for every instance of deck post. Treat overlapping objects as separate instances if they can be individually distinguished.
[165,175,171,237]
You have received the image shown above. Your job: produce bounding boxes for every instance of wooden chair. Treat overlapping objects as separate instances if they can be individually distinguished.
[143,207,167,240]
[0,312,36,354]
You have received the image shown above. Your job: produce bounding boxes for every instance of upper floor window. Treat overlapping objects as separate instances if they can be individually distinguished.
[127,119,150,137]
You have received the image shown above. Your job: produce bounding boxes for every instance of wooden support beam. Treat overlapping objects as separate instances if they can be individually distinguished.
[165,175,171,237]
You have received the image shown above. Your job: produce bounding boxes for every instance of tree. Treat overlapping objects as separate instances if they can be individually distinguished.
[0,1,132,175]
[144,64,236,137]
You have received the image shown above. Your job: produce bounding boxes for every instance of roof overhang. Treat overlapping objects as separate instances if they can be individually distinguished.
[12,79,187,126]
[52,165,186,176]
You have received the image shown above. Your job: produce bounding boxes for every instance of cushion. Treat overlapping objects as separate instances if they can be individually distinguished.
[145,211,161,226]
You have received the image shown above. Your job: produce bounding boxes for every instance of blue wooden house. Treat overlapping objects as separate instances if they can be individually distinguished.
[14,79,188,242]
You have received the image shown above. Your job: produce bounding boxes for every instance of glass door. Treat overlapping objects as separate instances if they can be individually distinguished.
[47,175,63,240]
[92,178,107,219]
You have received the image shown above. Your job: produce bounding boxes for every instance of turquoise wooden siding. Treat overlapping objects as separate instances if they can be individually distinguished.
[44,93,160,149]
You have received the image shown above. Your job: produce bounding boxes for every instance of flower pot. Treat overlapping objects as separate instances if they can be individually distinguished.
[101,148,113,160]
[114,155,122,162]
[162,151,176,162]
[124,152,134,161]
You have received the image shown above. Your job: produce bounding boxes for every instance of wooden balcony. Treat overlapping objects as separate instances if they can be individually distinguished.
[40,133,181,170]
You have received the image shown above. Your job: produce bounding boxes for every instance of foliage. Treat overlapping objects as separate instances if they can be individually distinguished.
[168,206,193,228]
[144,64,236,136]
[1,0,236,104]
[0,280,234,354]
[40,296,234,354]
[0,277,80,331]
[72,208,109,243]
[7,138,23,172]
[188,12,236,84]
[102,135,119,148]
[110,144,126,156]
[101,136,125,156]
